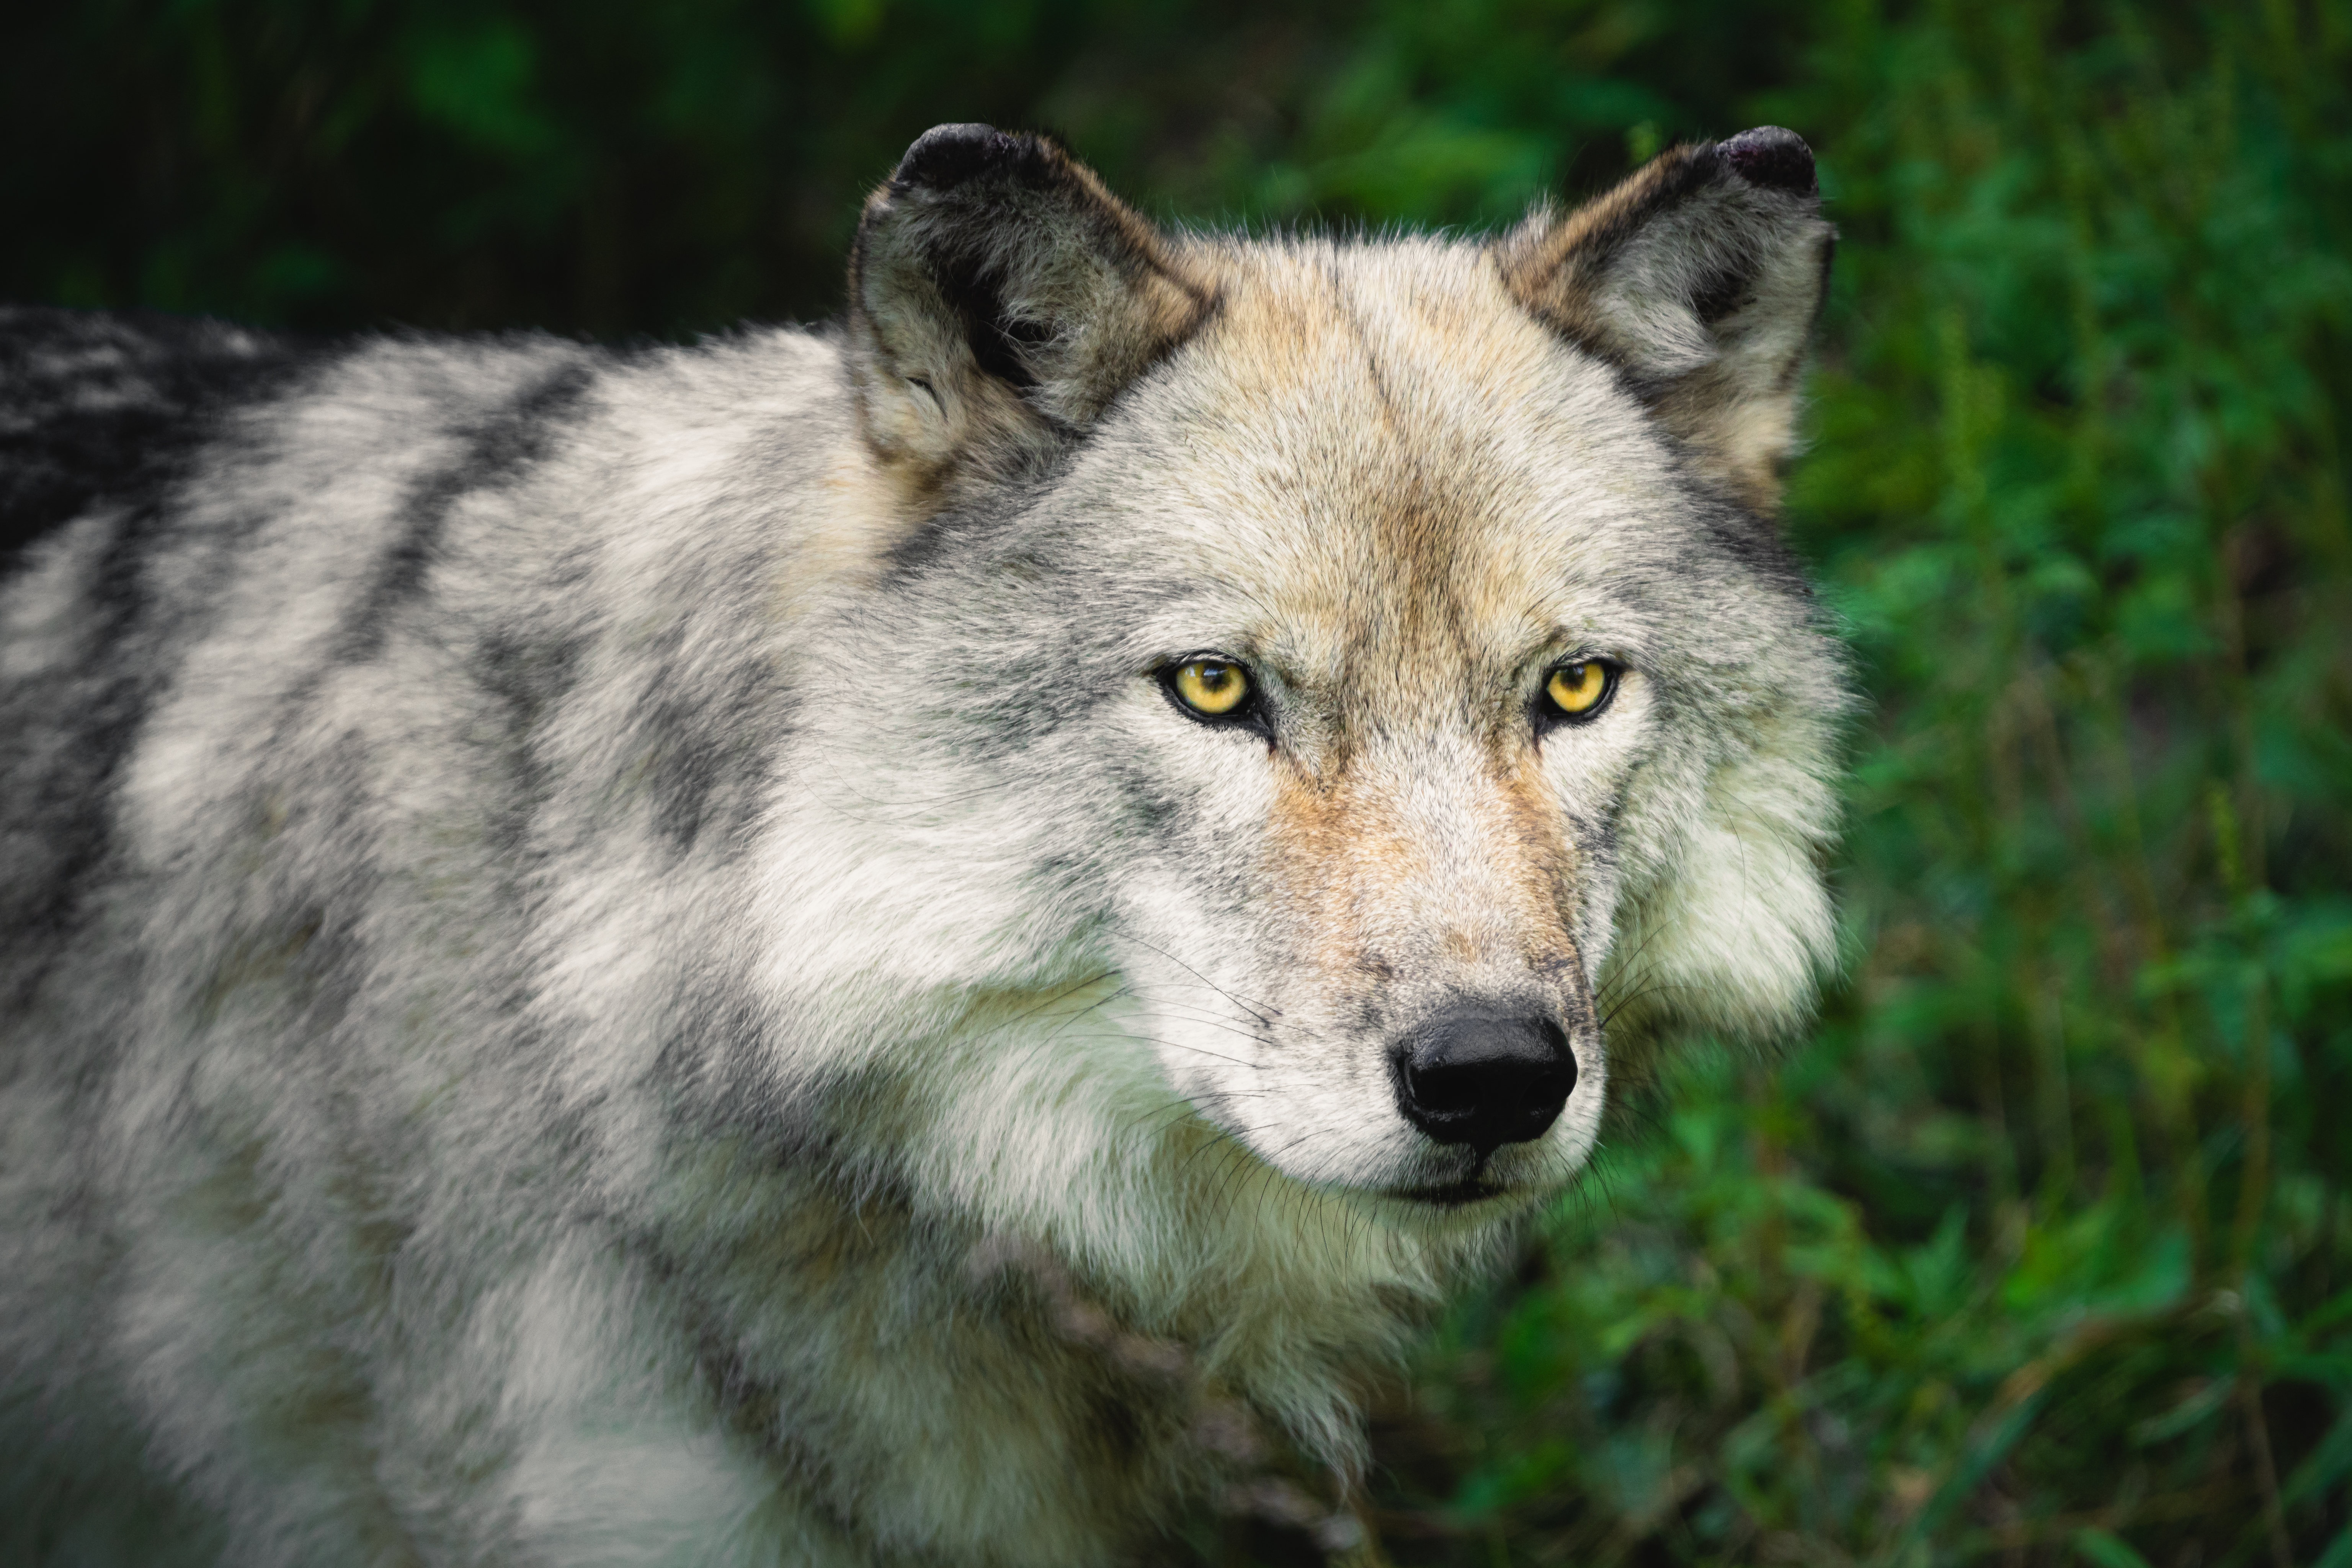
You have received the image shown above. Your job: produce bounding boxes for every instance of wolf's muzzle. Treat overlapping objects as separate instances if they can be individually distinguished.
[1393,1011,1577,1156]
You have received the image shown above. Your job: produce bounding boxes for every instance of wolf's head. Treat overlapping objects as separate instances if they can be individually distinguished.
[768,124,1842,1243]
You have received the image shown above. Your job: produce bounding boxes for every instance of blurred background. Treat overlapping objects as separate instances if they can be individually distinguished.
[8,1,2349,1563]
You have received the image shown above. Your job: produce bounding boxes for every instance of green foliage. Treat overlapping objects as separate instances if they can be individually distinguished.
[0,0,1805,333]
[8,0,2349,1562]
[1370,5,2352,1563]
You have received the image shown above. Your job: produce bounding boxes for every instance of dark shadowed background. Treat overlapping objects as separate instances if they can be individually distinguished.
[7,2,2350,1563]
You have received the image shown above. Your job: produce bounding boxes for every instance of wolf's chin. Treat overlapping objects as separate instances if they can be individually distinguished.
[1325,1161,1570,1224]
[1384,1179,1514,1208]
[1356,1183,1554,1238]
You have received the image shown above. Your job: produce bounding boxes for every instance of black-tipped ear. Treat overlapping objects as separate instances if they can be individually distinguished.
[847,124,1214,499]
[1495,126,1835,511]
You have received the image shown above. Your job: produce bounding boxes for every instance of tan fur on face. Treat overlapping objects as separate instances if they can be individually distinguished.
[1265,741,1587,1023]
[1126,240,1657,1043]
[1068,216,1838,1179]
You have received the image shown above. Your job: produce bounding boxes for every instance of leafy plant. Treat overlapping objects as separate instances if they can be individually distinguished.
[1359,4,2352,1563]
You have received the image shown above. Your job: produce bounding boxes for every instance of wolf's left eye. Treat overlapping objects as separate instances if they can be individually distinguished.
[1542,660,1618,722]
[1169,658,1252,718]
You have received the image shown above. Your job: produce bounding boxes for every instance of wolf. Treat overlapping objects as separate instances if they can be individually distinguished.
[0,122,1844,1565]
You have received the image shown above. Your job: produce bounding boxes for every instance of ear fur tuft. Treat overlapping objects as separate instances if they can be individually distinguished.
[892,123,1056,195]
[1494,126,1835,512]
[848,124,1214,503]
[1717,125,1816,197]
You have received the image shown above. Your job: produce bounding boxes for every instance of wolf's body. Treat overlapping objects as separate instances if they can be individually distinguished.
[0,126,1844,1565]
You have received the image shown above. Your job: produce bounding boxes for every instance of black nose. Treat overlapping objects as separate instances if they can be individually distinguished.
[1395,1012,1577,1155]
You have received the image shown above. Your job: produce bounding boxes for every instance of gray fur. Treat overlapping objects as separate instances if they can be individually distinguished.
[0,126,1846,1565]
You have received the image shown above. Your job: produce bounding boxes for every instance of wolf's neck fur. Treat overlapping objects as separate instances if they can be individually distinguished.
[891,976,1517,1469]
[645,969,1516,1557]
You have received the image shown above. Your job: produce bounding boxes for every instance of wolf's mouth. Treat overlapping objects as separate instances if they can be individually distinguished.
[1384,1178,1512,1208]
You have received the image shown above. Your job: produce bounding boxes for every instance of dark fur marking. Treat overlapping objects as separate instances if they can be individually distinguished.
[1718,126,1817,196]
[471,627,580,861]
[1688,263,1759,328]
[1559,145,1724,281]
[638,644,777,859]
[0,310,324,1010]
[927,248,1046,393]
[856,124,1204,433]
[877,444,1078,585]
[0,307,316,577]
[891,123,1057,196]
[887,130,1093,397]
[1498,130,1823,385]
[335,355,598,666]
[1680,486,1815,597]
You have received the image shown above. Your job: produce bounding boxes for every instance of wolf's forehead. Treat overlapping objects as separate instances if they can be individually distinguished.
[1131,240,1680,673]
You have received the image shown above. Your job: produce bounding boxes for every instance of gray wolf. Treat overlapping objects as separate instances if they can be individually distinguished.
[0,123,1844,1565]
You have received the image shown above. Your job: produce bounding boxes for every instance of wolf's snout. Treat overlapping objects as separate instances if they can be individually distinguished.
[1394,1013,1577,1155]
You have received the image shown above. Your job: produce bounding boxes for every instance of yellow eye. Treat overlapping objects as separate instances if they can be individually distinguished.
[1545,660,1612,718]
[1171,658,1251,717]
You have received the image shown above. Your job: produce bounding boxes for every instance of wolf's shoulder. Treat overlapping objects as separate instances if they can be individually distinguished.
[0,310,848,1018]
[0,310,849,579]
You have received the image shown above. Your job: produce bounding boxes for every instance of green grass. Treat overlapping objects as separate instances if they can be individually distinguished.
[10,0,2349,1561]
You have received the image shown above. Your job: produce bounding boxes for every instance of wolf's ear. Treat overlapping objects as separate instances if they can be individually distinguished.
[847,124,1214,498]
[1496,127,1834,511]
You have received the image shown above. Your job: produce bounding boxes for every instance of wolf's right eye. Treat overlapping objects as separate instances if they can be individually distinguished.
[1540,659,1620,724]
[1169,658,1251,718]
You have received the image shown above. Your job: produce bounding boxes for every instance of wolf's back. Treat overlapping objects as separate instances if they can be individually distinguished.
[0,310,593,1001]
[0,308,852,1562]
